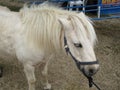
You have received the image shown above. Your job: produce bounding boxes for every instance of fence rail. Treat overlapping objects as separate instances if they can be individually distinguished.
[26,0,120,20]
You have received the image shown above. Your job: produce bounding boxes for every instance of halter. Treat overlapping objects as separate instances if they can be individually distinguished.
[64,36,99,67]
[64,36,101,90]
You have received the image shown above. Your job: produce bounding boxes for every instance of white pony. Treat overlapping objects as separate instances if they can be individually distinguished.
[0,3,99,90]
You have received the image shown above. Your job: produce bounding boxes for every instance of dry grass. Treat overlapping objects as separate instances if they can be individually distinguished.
[0,0,23,11]
[0,1,120,90]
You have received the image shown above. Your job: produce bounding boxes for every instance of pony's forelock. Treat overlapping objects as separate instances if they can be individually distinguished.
[75,12,97,46]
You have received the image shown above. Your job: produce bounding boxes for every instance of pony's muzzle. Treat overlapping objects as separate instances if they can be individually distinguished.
[81,64,99,77]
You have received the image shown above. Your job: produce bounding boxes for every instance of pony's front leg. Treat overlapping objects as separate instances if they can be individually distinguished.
[24,64,36,90]
[42,59,51,90]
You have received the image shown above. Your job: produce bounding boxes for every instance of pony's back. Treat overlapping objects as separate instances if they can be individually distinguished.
[0,6,10,11]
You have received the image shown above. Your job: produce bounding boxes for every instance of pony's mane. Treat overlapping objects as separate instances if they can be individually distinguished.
[20,3,97,52]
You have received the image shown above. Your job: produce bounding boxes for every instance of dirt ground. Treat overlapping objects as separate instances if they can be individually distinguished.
[0,1,120,90]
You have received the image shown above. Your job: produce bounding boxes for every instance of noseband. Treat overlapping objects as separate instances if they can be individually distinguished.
[64,36,100,90]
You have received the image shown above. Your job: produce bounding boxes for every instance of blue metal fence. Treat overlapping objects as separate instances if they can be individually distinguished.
[27,0,120,20]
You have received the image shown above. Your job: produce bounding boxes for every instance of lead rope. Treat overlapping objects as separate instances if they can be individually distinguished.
[87,76,101,90]
[64,36,101,90]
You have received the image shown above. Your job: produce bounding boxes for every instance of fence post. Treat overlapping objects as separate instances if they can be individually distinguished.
[98,0,102,18]
[82,0,86,13]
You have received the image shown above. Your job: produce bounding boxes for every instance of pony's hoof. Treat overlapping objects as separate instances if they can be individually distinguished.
[44,83,51,90]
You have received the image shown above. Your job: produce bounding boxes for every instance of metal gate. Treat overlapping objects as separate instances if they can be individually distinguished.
[20,0,120,20]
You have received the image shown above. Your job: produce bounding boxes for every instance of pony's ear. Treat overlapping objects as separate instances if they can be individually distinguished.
[58,18,67,26]
[58,17,72,30]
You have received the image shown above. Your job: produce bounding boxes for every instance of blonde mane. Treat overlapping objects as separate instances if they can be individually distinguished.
[20,3,97,53]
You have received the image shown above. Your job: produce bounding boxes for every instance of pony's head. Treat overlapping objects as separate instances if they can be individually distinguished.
[58,12,99,77]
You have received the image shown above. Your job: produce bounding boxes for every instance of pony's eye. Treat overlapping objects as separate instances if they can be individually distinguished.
[74,43,82,48]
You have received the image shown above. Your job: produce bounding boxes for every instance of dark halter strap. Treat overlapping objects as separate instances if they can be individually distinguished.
[64,36,101,90]
[64,36,99,67]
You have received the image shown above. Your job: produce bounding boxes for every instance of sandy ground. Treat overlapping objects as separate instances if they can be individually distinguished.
[0,1,120,90]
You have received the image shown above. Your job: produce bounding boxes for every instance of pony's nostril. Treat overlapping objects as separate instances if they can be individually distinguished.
[81,67,95,77]
[89,69,94,75]
[81,64,99,77]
